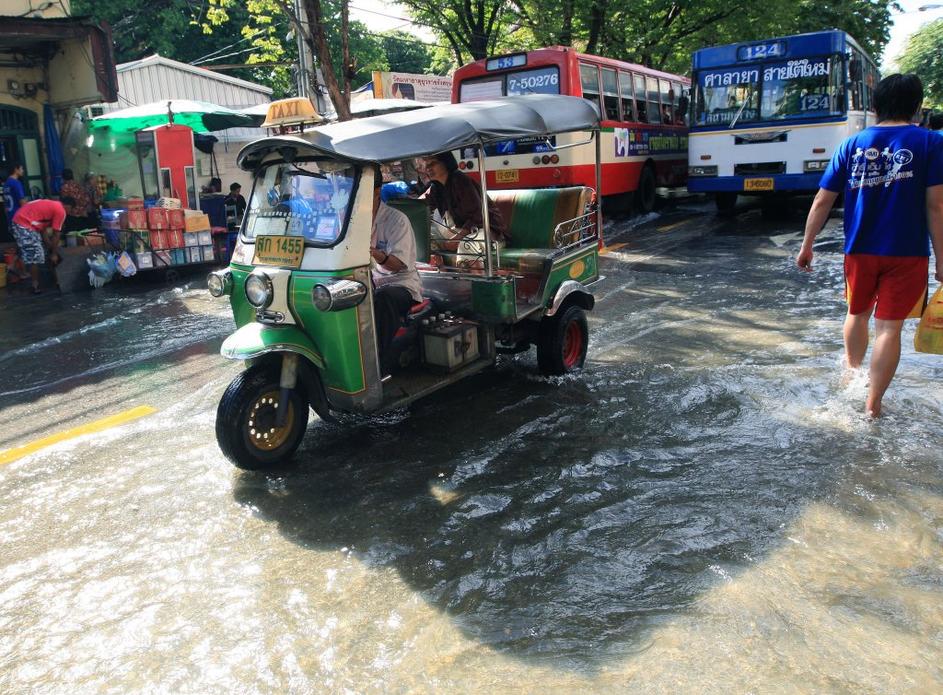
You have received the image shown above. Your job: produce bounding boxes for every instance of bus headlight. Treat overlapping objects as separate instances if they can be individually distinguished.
[245,271,274,308]
[688,165,718,176]
[803,159,830,172]
[312,279,367,312]
[207,270,232,297]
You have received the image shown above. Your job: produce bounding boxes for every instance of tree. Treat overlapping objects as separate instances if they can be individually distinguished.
[397,0,511,66]
[898,18,943,108]
[380,30,435,74]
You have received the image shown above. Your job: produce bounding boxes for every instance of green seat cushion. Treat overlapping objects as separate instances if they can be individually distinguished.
[387,198,431,262]
[497,247,557,274]
[490,187,589,249]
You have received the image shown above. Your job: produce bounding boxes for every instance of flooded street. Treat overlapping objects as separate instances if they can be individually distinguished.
[1,205,942,692]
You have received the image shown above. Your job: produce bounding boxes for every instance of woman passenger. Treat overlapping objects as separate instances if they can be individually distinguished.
[419,152,508,264]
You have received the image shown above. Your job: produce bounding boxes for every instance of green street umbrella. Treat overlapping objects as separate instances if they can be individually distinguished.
[89,99,258,147]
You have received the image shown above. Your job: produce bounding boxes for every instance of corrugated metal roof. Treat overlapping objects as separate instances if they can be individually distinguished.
[98,53,272,141]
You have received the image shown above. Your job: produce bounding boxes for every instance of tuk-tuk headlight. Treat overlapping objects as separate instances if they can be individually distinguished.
[245,271,274,308]
[207,270,232,297]
[312,279,367,311]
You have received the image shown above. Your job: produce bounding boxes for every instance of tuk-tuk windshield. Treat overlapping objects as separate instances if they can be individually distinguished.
[244,161,357,246]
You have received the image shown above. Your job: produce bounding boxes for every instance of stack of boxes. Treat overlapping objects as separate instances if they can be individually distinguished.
[113,202,215,269]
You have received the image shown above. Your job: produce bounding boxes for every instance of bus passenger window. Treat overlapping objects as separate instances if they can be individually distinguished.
[646,76,661,125]
[602,68,620,120]
[660,79,673,124]
[619,71,635,121]
[634,74,648,123]
[671,81,686,124]
[580,63,601,113]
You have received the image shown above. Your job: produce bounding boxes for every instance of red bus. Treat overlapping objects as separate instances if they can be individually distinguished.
[452,47,690,212]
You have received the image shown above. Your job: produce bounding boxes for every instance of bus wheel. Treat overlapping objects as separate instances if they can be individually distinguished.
[715,192,737,216]
[537,305,589,375]
[216,364,309,470]
[635,165,657,214]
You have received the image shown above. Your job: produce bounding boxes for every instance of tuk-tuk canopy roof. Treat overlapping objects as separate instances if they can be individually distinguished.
[237,95,600,170]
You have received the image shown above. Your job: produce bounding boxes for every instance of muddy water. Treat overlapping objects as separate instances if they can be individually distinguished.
[1,217,941,692]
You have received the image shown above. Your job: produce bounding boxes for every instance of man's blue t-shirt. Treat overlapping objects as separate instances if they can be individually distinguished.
[819,125,943,256]
[3,176,26,221]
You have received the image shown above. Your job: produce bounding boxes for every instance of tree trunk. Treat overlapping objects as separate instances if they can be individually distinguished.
[341,0,351,105]
[559,0,574,45]
[300,0,352,120]
[586,0,606,55]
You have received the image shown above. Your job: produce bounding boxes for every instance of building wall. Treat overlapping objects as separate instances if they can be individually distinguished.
[0,0,70,19]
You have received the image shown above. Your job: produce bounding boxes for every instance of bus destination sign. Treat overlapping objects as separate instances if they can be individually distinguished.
[737,41,785,61]
[486,54,527,71]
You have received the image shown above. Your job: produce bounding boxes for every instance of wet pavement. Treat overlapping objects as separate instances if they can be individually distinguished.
[1,202,942,692]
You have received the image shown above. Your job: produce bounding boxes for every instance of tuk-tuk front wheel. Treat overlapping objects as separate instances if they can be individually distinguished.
[537,305,589,375]
[216,365,309,470]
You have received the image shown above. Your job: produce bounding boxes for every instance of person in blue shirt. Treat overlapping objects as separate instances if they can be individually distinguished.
[3,162,27,226]
[797,74,943,418]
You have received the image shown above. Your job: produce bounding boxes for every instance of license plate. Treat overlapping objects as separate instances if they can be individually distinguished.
[495,169,519,183]
[252,235,305,268]
[744,177,774,191]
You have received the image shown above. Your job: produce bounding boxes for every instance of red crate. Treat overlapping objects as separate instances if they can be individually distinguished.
[127,209,148,230]
[166,229,185,249]
[147,207,169,230]
[125,197,144,210]
[149,230,167,249]
[166,208,185,228]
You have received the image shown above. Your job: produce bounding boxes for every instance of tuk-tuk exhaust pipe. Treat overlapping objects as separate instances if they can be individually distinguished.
[276,353,299,427]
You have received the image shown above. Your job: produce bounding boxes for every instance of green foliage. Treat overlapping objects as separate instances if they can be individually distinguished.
[898,18,943,108]
[380,30,435,74]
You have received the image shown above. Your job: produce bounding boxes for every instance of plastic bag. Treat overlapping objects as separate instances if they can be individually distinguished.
[115,251,137,278]
[914,285,943,354]
[87,251,117,289]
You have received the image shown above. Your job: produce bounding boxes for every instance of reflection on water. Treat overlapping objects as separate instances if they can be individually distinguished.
[1,224,941,691]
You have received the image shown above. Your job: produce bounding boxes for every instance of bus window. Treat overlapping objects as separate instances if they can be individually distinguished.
[646,76,661,125]
[601,67,620,120]
[619,71,635,121]
[580,63,601,112]
[634,74,648,123]
[848,52,864,111]
[762,55,841,120]
[670,81,685,124]
[660,79,673,124]
[460,77,503,102]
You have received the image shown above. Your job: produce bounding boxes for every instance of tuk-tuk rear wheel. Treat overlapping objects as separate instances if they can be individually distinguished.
[216,364,309,470]
[537,305,589,376]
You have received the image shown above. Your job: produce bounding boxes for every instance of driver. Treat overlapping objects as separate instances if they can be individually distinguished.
[370,167,422,373]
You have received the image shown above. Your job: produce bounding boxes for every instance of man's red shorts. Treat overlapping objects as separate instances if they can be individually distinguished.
[844,254,928,320]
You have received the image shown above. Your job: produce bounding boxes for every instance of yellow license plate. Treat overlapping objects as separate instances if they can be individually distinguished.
[744,177,774,191]
[253,235,305,268]
[495,169,519,183]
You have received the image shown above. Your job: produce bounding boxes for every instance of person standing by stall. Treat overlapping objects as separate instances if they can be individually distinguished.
[59,169,92,232]
[3,162,28,228]
[11,196,72,294]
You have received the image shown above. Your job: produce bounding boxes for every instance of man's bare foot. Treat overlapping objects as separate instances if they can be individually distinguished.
[865,398,881,418]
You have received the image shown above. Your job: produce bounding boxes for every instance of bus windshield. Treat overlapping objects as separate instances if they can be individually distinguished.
[695,55,843,126]
[244,161,356,246]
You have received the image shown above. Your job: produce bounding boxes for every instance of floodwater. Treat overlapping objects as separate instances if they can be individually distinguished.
[1,211,942,692]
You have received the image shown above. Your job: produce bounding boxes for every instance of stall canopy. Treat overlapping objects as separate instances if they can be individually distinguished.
[89,99,258,147]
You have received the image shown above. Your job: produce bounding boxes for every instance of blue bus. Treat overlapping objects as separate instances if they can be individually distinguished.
[687,30,880,212]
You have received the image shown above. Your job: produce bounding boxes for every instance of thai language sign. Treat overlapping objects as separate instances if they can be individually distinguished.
[372,71,453,103]
[614,128,688,157]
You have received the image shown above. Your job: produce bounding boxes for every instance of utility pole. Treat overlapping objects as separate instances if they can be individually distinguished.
[293,0,310,98]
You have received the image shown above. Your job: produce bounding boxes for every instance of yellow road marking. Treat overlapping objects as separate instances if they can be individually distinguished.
[0,405,157,466]
[600,242,628,255]
[658,220,686,233]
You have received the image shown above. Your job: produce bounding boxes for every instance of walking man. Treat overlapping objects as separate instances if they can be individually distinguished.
[797,74,943,417]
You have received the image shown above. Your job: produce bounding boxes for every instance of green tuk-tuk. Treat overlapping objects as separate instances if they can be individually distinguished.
[208,95,603,470]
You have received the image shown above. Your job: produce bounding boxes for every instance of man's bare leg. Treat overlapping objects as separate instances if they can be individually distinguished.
[843,307,873,369]
[866,318,905,418]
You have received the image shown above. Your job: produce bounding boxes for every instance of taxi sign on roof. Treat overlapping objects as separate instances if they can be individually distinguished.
[261,97,324,128]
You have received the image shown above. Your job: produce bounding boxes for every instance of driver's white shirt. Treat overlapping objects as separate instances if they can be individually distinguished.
[371,202,422,303]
